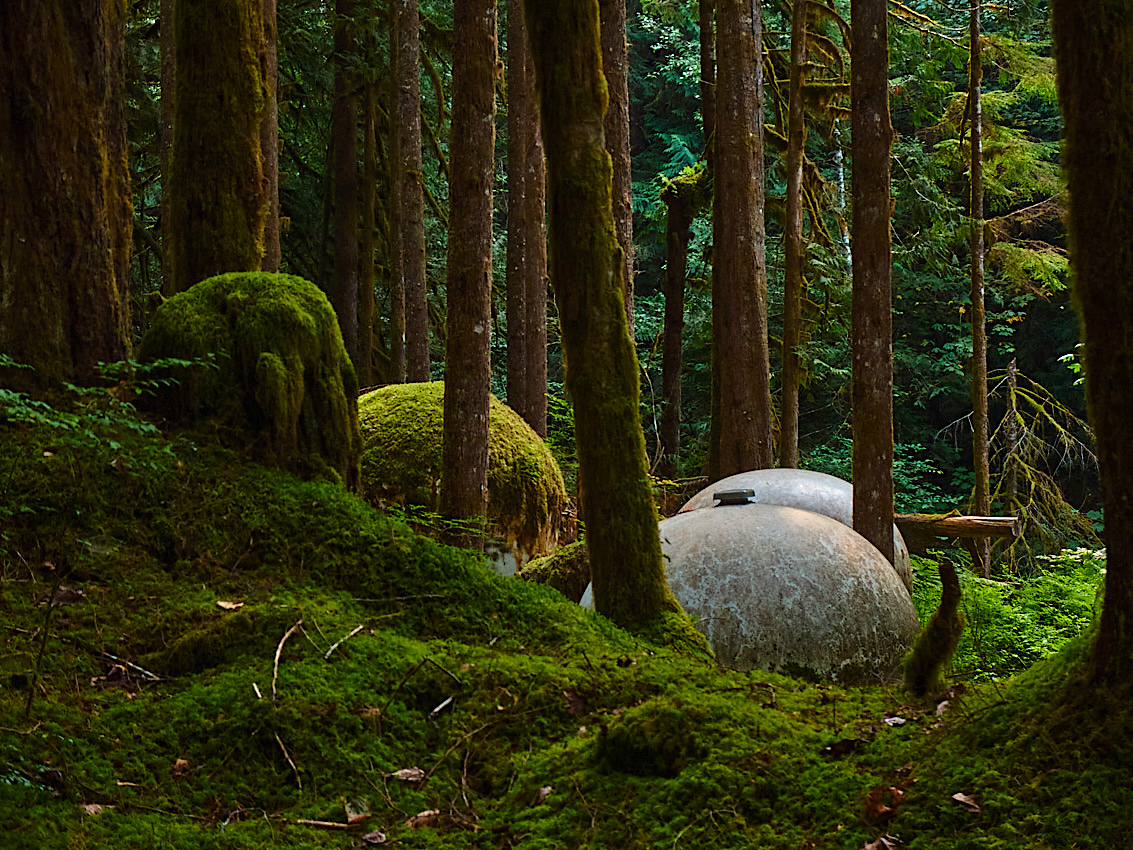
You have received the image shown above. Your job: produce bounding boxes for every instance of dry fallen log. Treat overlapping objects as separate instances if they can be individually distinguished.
[895,513,1021,557]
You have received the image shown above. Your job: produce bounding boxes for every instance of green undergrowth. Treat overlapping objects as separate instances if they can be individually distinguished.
[0,403,1128,849]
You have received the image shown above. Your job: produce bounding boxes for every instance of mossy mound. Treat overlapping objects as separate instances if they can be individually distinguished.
[521,540,590,602]
[358,381,567,558]
[138,272,360,486]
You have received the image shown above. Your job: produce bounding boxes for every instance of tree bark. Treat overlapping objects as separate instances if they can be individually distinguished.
[359,24,378,390]
[441,0,496,547]
[600,0,636,334]
[0,0,132,384]
[709,0,774,480]
[1051,0,1133,684]
[968,3,992,577]
[332,0,361,371]
[506,0,548,436]
[525,0,680,631]
[850,0,895,564]
[394,0,430,382]
[160,0,176,293]
[781,0,809,469]
[261,0,281,272]
[699,0,716,173]
[168,0,268,294]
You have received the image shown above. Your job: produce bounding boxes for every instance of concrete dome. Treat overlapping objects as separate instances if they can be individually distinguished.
[659,503,919,682]
[680,468,912,592]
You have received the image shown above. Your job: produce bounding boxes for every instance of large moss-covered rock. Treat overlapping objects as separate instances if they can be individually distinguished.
[139,272,360,486]
[660,503,919,682]
[358,382,567,561]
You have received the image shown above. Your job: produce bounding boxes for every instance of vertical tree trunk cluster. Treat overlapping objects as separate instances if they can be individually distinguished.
[600,0,636,333]
[968,3,992,577]
[525,0,678,630]
[1051,0,1133,684]
[167,0,268,294]
[441,0,497,544]
[0,0,132,383]
[709,0,774,480]
[780,0,809,470]
[506,0,549,437]
[850,0,895,563]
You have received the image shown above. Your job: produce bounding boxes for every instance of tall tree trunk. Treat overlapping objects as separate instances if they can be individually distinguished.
[261,0,281,272]
[699,0,716,173]
[168,0,268,294]
[441,0,496,547]
[359,17,378,390]
[1051,0,1133,684]
[709,0,774,480]
[386,3,407,383]
[659,180,697,475]
[850,0,895,564]
[506,0,548,436]
[0,0,132,383]
[781,0,809,469]
[969,3,992,577]
[395,0,430,382]
[600,0,636,335]
[526,0,680,631]
[161,0,176,294]
[332,0,361,370]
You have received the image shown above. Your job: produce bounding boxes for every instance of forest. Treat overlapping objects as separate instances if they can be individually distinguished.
[2,0,1133,847]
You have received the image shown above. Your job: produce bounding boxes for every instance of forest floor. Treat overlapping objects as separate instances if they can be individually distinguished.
[1,392,1129,849]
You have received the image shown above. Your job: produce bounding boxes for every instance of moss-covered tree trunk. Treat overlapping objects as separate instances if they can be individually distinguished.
[850,0,895,564]
[709,0,774,480]
[441,0,496,547]
[600,0,635,333]
[525,0,679,631]
[0,0,132,384]
[968,3,992,577]
[332,0,361,371]
[167,0,267,294]
[1052,0,1133,683]
[394,0,430,383]
[261,0,281,272]
[506,0,548,437]
[780,0,808,470]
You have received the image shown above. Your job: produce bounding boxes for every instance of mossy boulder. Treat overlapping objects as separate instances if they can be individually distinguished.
[358,381,567,562]
[521,540,590,602]
[138,272,360,486]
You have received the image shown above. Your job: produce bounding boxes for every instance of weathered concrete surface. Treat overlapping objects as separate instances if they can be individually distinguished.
[659,503,920,682]
[680,468,912,592]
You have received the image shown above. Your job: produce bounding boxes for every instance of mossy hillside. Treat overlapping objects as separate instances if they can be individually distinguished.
[358,381,567,557]
[1,410,1130,850]
[139,272,360,487]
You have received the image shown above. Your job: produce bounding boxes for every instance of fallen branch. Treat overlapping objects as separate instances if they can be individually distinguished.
[324,624,365,660]
[275,733,302,790]
[272,620,303,703]
[895,513,1021,544]
[102,652,162,682]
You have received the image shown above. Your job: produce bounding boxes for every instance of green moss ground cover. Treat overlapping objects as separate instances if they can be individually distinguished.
[0,393,1126,849]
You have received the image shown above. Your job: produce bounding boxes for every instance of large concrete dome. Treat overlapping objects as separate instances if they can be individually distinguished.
[660,503,919,682]
[680,468,912,592]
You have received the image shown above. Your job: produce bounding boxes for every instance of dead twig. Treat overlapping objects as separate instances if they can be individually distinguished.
[324,624,365,660]
[272,620,303,703]
[102,652,162,682]
[275,733,302,790]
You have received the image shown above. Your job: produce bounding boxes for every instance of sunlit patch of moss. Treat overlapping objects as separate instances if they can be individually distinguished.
[358,381,567,559]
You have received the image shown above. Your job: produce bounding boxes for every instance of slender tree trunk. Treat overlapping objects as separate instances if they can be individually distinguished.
[699,0,716,173]
[359,19,378,390]
[168,0,268,294]
[161,0,176,294]
[781,0,809,469]
[709,0,774,480]
[523,98,549,438]
[1051,0,1133,684]
[659,183,696,475]
[850,0,895,564]
[261,0,281,272]
[386,3,407,382]
[525,0,680,631]
[395,0,430,381]
[1004,357,1018,509]
[600,0,636,334]
[0,0,132,383]
[441,0,496,547]
[969,3,992,577]
[332,0,360,370]
[507,0,529,421]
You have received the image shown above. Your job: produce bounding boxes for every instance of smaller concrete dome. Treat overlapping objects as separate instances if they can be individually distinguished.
[660,503,919,681]
[680,468,912,592]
